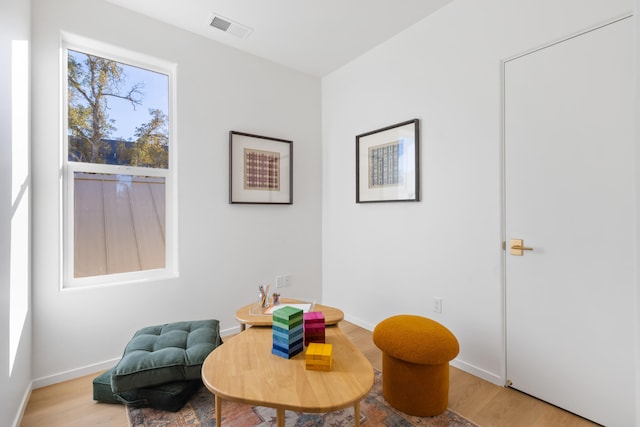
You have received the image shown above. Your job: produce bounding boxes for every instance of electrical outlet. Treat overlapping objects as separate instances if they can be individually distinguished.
[276,275,291,288]
[433,297,443,314]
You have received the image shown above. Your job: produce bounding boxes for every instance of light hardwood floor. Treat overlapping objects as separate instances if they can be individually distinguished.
[20,321,598,427]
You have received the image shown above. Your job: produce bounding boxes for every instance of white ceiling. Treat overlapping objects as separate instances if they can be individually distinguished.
[104,0,452,77]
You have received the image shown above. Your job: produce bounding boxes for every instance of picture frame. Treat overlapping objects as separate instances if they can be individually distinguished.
[356,119,420,203]
[229,131,293,204]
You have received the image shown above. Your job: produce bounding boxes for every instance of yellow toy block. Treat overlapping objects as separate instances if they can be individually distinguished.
[305,343,333,371]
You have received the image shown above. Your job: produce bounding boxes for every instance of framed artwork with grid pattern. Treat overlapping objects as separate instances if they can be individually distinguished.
[356,119,419,203]
[229,131,293,204]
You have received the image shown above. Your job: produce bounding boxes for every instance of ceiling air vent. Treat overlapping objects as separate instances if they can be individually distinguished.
[209,14,253,39]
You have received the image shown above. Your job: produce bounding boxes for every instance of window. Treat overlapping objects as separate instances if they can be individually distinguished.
[62,37,176,288]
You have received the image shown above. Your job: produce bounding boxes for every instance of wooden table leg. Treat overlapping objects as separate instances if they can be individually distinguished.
[276,408,285,427]
[354,401,361,427]
[215,394,222,426]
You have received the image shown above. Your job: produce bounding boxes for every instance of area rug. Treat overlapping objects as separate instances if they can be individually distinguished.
[127,370,478,426]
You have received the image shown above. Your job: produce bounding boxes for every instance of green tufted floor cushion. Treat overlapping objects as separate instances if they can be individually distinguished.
[93,367,202,412]
[111,319,222,393]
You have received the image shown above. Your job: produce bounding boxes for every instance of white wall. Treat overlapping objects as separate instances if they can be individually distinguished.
[1,0,32,424]
[30,0,322,386]
[635,1,640,424]
[322,0,634,387]
[12,0,640,424]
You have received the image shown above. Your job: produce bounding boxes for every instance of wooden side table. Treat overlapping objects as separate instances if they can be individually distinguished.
[235,298,344,331]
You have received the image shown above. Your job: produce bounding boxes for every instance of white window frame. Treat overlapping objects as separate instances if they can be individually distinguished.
[61,33,178,289]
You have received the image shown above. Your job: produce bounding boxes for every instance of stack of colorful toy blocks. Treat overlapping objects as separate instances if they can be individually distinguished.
[305,343,333,371]
[303,312,325,346]
[271,306,304,359]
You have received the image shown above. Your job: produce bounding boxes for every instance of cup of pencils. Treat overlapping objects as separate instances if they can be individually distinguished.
[258,284,271,308]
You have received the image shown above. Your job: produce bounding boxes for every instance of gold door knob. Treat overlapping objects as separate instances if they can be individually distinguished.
[510,239,533,256]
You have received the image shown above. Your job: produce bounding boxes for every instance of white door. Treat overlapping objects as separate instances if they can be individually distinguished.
[504,17,635,427]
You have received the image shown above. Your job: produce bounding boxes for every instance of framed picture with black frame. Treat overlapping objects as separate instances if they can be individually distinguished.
[356,119,420,203]
[229,131,293,204]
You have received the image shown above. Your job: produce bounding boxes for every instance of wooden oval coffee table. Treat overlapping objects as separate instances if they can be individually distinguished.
[202,325,373,427]
[235,298,344,331]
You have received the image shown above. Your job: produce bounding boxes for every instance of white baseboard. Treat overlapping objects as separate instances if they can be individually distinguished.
[343,314,376,331]
[12,384,32,427]
[32,357,120,389]
[220,325,242,337]
[28,319,505,394]
[451,358,504,386]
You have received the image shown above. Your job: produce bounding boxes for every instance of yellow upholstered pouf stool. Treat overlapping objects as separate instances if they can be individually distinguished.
[372,314,459,416]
